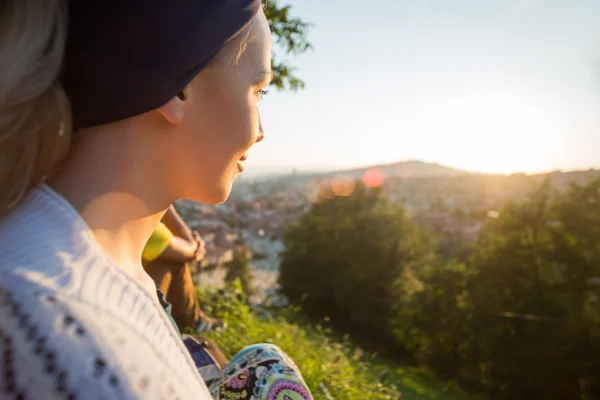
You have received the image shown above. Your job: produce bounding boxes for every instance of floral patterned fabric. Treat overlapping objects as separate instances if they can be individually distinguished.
[209,344,313,400]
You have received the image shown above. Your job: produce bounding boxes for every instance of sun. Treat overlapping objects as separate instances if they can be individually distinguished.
[415,85,565,174]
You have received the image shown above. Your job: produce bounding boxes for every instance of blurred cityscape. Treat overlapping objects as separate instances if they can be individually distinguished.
[176,160,600,302]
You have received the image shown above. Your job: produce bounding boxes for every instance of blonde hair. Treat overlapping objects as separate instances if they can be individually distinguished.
[208,17,259,70]
[0,0,71,215]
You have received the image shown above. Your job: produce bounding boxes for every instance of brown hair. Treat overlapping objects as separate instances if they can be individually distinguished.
[0,0,71,215]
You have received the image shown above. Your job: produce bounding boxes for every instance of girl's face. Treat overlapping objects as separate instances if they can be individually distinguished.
[163,10,272,204]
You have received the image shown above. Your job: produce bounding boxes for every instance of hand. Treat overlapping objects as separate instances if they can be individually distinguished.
[193,231,206,262]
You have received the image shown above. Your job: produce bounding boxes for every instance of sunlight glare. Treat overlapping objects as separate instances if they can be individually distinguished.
[411,86,564,174]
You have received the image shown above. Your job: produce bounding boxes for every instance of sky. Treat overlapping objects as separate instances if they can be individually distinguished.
[247,0,600,175]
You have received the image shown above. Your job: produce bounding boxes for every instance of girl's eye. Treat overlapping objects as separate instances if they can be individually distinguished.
[258,89,269,99]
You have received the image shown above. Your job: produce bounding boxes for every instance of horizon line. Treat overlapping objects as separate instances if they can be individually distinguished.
[243,160,600,177]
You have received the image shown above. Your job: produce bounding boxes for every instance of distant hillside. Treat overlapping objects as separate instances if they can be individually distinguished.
[242,160,472,191]
[534,168,600,189]
[322,160,468,179]
[241,161,600,189]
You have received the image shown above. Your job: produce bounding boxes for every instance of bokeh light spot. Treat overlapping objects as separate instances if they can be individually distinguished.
[319,180,335,201]
[362,168,385,188]
[487,210,500,219]
[331,175,357,197]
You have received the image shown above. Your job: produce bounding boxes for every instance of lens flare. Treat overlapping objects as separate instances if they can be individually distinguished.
[319,180,335,201]
[362,168,385,188]
[331,175,357,197]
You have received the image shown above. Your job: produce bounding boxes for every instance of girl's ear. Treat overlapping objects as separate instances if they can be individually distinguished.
[157,91,186,124]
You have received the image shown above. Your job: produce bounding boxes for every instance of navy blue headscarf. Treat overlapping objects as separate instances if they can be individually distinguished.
[62,0,261,129]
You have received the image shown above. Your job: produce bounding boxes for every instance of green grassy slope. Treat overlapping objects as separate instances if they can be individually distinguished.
[198,282,471,400]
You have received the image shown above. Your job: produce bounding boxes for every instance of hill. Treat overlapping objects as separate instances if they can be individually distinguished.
[242,161,468,182]
[321,160,469,179]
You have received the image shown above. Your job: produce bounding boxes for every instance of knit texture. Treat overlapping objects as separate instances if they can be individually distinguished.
[0,185,212,399]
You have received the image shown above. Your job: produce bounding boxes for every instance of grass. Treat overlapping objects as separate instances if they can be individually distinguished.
[197,281,472,400]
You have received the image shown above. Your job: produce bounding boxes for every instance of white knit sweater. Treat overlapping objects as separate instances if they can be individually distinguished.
[0,185,212,399]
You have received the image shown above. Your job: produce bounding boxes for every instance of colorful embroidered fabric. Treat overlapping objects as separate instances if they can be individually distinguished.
[209,344,313,400]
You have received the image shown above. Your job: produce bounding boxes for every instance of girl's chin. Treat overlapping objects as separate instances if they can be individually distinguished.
[188,182,233,205]
[237,160,245,173]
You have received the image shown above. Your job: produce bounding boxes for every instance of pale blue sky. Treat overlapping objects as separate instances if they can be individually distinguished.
[248,0,600,175]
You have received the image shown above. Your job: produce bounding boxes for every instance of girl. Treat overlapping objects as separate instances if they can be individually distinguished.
[0,0,310,398]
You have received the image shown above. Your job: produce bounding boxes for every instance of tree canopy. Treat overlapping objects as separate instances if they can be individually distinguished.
[279,177,600,399]
[264,0,312,91]
[279,184,433,342]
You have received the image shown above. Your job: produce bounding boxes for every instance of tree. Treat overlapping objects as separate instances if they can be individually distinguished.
[393,261,473,379]
[279,184,433,343]
[465,178,600,399]
[393,179,600,398]
[264,0,312,91]
[225,245,256,297]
